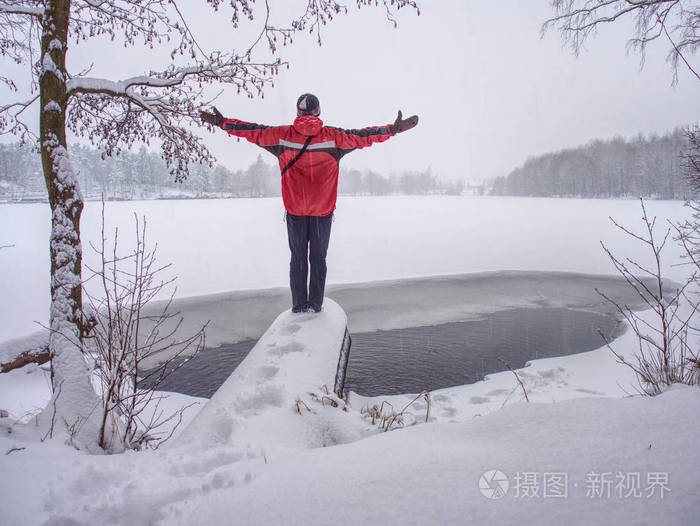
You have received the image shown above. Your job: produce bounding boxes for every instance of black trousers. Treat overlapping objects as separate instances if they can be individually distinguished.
[286,212,333,309]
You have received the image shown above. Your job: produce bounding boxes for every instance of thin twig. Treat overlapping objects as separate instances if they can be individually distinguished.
[497,357,530,403]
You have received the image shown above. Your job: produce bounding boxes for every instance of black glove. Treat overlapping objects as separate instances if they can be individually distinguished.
[201,106,225,128]
[390,110,419,134]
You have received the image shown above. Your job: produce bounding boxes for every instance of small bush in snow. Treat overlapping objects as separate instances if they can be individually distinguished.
[598,198,699,395]
[362,392,432,432]
[81,207,207,451]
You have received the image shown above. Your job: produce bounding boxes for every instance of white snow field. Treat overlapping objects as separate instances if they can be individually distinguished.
[1,196,698,524]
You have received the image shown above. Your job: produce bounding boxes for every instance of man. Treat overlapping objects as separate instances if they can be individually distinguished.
[201,94,418,313]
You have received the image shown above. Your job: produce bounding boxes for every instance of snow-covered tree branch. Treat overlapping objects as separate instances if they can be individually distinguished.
[0,2,44,17]
[64,55,282,180]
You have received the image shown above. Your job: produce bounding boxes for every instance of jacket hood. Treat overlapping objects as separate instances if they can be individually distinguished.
[293,115,324,136]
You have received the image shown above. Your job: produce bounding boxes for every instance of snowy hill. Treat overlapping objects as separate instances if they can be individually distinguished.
[1,384,697,525]
[162,385,700,525]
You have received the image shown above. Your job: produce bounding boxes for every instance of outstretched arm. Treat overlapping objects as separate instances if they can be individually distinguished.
[329,110,419,150]
[200,106,280,146]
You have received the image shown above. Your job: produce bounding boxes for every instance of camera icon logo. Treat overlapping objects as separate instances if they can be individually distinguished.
[479,470,509,499]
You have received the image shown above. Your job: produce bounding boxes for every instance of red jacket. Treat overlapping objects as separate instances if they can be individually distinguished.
[222,115,394,216]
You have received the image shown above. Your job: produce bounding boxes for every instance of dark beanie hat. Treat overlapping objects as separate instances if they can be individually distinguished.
[296,93,320,116]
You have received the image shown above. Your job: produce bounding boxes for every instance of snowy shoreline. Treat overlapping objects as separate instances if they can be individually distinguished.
[1,301,698,524]
[1,273,698,524]
[0,269,663,379]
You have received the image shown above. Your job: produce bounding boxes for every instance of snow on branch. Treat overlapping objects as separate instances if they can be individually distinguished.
[65,56,277,96]
[66,0,324,57]
[0,2,44,17]
[69,0,182,51]
[65,52,282,181]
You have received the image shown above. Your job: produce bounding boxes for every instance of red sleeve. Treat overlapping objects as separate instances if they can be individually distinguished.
[221,118,285,146]
[325,124,394,150]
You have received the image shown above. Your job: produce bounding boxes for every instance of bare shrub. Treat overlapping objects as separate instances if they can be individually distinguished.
[597,198,699,395]
[82,205,207,451]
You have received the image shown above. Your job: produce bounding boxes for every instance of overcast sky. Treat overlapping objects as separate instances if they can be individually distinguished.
[3,1,699,182]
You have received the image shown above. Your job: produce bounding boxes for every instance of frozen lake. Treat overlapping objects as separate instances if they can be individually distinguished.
[142,305,622,397]
[139,269,657,398]
[0,195,691,342]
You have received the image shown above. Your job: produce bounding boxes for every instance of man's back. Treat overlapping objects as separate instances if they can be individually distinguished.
[222,114,394,215]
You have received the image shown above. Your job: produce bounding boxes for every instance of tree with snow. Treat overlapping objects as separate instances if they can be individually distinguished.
[0,0,418,450]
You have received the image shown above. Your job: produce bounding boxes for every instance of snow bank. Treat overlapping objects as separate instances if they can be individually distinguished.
[176,299,352,454]
[0,330,49,364]
[162,385,700,526]
[2,384,697,525]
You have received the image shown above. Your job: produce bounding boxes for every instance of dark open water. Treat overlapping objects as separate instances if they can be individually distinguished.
[142,306,621,397]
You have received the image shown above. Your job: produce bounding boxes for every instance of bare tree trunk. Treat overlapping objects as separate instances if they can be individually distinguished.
[39,0,100,449]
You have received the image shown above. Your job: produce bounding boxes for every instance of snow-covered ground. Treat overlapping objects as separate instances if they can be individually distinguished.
[1,300,698,525]
[1,195,697,524]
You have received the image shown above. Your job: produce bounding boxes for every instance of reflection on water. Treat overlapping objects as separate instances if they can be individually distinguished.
[345,307,621,396]
[142,307,621,398]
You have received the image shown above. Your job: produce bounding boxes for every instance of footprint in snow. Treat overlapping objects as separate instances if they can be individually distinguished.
[256,365,279,379]
[267,341,304,356]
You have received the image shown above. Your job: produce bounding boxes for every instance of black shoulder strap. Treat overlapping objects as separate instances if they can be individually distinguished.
[281,135,314,176]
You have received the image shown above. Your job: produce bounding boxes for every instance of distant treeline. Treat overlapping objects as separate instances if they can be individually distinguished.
[0,143,463,202]
[490,128,692,199]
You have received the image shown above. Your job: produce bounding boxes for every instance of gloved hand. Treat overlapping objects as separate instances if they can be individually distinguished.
[390,110,419,134]
[200,106,225,127]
